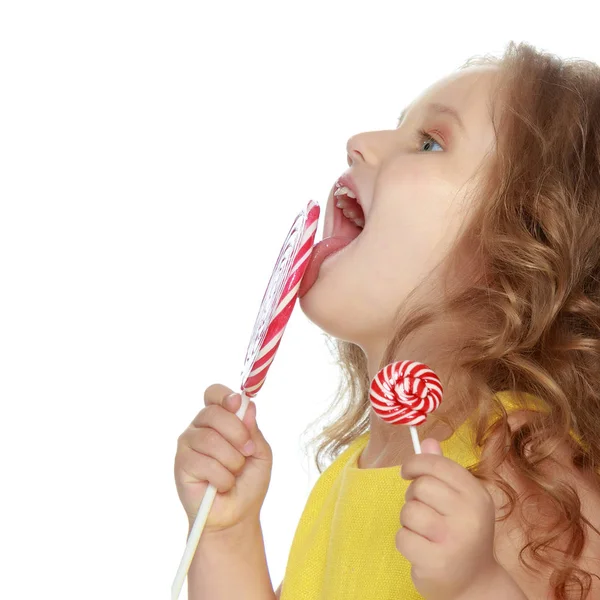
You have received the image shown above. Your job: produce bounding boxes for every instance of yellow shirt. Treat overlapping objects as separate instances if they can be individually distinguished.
[280,391,578,600]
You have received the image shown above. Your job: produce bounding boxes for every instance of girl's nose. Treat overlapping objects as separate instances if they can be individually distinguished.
[347,130,392,165]
[346,144,365,167]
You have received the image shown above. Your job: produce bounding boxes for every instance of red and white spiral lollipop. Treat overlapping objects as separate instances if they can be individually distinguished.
[369,360,443,454]
[172,199,320,600]
[241,199,320,397]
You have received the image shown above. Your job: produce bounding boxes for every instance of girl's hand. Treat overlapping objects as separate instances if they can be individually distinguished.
[396,439,498,600]
[174,384,273,535]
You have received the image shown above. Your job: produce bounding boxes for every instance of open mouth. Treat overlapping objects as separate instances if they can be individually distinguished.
[297,185,365,298]
[333,186,365,240]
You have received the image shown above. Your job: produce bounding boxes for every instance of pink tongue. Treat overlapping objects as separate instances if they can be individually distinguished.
[298,236,355,298]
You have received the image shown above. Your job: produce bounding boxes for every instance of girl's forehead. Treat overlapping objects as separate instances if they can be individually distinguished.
[398,66,502,144]
[410,66,501,119]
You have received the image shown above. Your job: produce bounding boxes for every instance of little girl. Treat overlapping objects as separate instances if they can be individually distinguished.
[175,41,600,599]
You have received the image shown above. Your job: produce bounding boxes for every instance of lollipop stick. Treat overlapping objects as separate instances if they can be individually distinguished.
[409,425,422,454]
[171,392,250,600]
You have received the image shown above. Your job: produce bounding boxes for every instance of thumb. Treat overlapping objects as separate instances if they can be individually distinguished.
[241,400,272,460]
[420,438,443,456]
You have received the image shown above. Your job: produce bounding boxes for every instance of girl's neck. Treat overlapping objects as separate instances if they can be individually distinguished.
[358,412,455,469]
[361,318,474,469]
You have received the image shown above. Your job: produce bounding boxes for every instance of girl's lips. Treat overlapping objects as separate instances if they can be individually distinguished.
[323,183,339,239]
[336,172,361,204]
[323,192,334,238]
[298,185,362,298]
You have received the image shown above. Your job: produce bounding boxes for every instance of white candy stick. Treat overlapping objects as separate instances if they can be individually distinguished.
[171,392,250,600]
[409,425,422,454]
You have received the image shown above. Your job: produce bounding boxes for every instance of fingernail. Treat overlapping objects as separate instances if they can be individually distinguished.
[242,440,255,456]
[225,393,239,406]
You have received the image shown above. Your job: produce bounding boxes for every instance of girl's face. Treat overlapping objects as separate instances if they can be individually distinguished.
[300,65,501,360]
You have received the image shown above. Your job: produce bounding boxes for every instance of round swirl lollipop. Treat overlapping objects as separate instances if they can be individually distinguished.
[172,199,320,600]
[369,360,443,454]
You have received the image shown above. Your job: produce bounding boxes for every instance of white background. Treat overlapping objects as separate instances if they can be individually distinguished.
[1,2,598,598]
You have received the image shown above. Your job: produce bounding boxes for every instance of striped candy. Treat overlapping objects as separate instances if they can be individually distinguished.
[241,200,320,397]
[369,360,443,426]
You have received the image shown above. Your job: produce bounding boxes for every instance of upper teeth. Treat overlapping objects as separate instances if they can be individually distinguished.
[334,185,364,228]
[334,186,357,199]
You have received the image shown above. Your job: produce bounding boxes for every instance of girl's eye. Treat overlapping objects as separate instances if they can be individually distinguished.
[418,129,444,152]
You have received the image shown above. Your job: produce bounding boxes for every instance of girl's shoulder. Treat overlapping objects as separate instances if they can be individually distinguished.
[321,431,370,475]
[290,432,370,532]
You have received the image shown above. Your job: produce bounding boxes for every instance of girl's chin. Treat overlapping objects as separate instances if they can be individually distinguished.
[298,260,358,340]
[298,248,344,308]
[299,281,338,329]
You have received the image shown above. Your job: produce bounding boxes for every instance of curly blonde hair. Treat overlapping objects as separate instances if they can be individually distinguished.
[304,41,600,599]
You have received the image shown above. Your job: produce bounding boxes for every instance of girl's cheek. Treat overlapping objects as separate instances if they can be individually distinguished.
[380,155,453,191]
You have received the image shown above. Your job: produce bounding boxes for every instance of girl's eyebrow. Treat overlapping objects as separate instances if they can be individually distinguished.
[397,102,466,134]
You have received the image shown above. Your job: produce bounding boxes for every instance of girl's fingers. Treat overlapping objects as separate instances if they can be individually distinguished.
[403,474,460,516]
[190,405,253,456]
[401,454,473,495]
[203,384,237,409]
[395,518,436,562]
[179,452,236,493]
[400,499,446,543]
[187,427,246,476]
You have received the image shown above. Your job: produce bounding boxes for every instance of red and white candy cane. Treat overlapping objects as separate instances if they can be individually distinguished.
[172,200,320,600]
[369,360,443,454]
